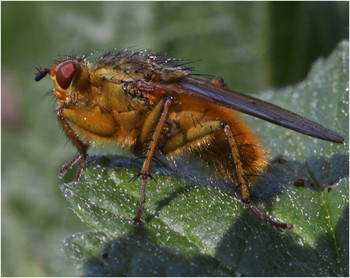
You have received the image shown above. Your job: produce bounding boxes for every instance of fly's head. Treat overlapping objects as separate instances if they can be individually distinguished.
[35,59,91,106]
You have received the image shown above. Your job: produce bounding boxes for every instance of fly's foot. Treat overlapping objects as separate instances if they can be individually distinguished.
[58,152,83,178]
[246,200,293,230]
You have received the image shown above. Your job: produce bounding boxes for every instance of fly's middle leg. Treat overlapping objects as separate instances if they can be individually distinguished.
[133,96,173,223]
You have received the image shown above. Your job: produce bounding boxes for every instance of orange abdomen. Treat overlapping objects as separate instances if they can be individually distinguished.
[158,97,267,183]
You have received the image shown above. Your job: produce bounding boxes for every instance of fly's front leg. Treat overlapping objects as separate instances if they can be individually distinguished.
[57,107,90,183]
[220,121,292,229]
[133,96,173,223]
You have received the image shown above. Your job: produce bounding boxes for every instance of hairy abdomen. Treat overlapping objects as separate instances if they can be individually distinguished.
[159,99,267,183]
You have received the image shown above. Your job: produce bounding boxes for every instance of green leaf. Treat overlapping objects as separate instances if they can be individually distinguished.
[62,41,348,276]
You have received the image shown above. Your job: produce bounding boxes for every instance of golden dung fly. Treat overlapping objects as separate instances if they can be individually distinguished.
[35,49,344,229]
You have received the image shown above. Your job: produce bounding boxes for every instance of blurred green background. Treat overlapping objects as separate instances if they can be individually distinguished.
[2,2,348,276]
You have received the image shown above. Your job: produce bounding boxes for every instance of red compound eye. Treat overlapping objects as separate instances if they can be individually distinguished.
[56,60,77,89]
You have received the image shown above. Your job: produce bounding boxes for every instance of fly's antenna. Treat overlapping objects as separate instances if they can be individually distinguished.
[34,66,50,82]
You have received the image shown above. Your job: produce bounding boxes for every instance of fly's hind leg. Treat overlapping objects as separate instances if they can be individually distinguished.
[220,121,292,229]
[57,107,90,183]
[161,116,292,229]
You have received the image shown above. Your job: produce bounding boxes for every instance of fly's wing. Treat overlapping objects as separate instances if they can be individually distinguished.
[142,77,344,143]
[179,77,344,143]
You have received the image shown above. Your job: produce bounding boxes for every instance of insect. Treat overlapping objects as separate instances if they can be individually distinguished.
[35,49,344,229]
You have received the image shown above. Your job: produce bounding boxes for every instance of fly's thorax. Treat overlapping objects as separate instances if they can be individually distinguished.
[154,67,191,83]
[92,66,145,84]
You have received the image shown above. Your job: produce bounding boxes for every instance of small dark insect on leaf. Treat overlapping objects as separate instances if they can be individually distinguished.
[271,155,287,164]
[35,49,344,230]
[327,181,335,192]
[294,179,305,187]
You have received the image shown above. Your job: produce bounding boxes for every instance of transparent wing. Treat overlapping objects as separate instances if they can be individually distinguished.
[142,77,344,143]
